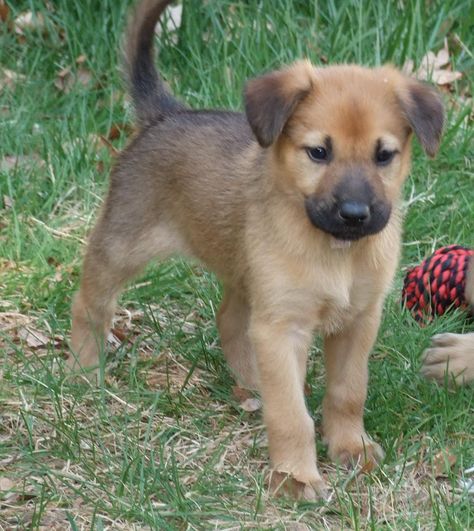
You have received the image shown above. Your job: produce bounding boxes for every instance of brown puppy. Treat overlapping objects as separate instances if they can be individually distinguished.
[70,0,444,498]
[422,257,474,384]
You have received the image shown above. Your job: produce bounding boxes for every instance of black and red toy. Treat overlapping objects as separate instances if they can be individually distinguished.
[402,245,474,323]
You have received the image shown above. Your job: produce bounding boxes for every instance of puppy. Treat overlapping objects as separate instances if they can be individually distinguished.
[70,0,444,498]
[422,256,474,384]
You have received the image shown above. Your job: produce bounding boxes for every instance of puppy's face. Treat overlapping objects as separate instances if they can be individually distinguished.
[245,62,444,241]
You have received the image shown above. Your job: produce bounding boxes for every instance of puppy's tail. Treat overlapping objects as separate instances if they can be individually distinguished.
[124,0,185,127]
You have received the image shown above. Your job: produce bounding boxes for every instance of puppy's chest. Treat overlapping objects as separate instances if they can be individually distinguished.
[303,259,374,334]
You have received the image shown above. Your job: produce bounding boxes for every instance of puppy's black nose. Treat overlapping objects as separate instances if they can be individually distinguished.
[338,201,370,225]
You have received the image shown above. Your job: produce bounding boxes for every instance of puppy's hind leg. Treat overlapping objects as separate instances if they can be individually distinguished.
[217,288,259,390]
[70,214,183,371]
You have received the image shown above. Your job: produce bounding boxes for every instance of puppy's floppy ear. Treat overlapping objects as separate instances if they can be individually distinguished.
[244,60,315,148]
[399,79,444,157]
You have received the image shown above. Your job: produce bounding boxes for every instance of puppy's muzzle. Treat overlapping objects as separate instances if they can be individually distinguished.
[305,175,391,241]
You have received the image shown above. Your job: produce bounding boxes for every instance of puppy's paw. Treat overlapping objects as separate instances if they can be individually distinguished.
[64,346,101,384]
[269,470,329,501]
[66,352,97,372]
[64,360,99,386]
[328,436,384,469]
[421,332,474,384]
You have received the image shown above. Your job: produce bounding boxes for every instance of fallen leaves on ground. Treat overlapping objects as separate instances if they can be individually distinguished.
[239,397,262,412]
[0,1,9,23]
[155,3,182,36]
[2,195,13,209]
[0,312,65,354]
[17,326,51,349]
[46,259,75,285]
[357,458,377,475]
[0,68,26,91]
[432,448,457,478]
[232,385,262,412]
[404,40,462,87]
[0,312,31,333]
[96,134,119,156]
[0,153,45,173]
[14,10,45,35]
[107,122,135,141]
[107,330,123,350]
[110,327,128,343]
[0,477,15,492]
[54,55,93,93]
[458,465,474,494]
[54,66,92,93]
[232,385,252,402]
[92,122,134,171]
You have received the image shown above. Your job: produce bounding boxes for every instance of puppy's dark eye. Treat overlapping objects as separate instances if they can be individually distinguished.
[306,146,328,162]
[375,149,395,166]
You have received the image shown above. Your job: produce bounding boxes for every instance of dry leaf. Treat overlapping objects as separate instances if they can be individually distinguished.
[404,41,462,87]
[4,314,31,332]
[420,50,448,71]
[155,4,182,35]
[107,331,122,349]
[108,124,122,141]
[52,268,63,283]
[431,70,462,85]
[46,256,60,267]
[459,465,474,494]
[54,65,92,93]
[76,67,92,87]
[14,10,45,33]
[107,122,135,141]
[96,160,105,174]
[0,477,14,491]
[54,65,72,92]
[432,48,449,69]
[0,68,26,90]
[2,195,13,209]
[17,326,50,349]
[166,4,182,31]
[0,1,10,23]
[0,153,45,172]
[0,260,17,274]
[240,397,262,412]
[232,385,252,402]
[0,260,19,273]
[402,59,415,76]
[110,327,128,342]
[358,458,377,475]
[432,449,457,477]
[98,134,119,156]
[1,155,21,171]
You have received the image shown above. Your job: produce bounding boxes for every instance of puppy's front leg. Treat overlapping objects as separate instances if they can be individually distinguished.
[322,304,384,467]
[249,318,326,499]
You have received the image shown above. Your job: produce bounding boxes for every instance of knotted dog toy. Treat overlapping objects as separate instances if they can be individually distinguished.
[402,245,474,323]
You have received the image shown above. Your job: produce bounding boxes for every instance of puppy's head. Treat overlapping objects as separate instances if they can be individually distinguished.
[244,61,444,242]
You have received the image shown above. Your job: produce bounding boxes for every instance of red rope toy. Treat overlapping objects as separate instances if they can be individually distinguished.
[402,245,474,323]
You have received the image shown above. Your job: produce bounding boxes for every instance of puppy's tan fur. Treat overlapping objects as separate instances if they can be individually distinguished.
[422,258,474,384]
[70,0,444,498]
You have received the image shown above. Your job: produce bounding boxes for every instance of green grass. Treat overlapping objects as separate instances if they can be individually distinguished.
[1,0,473,528]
